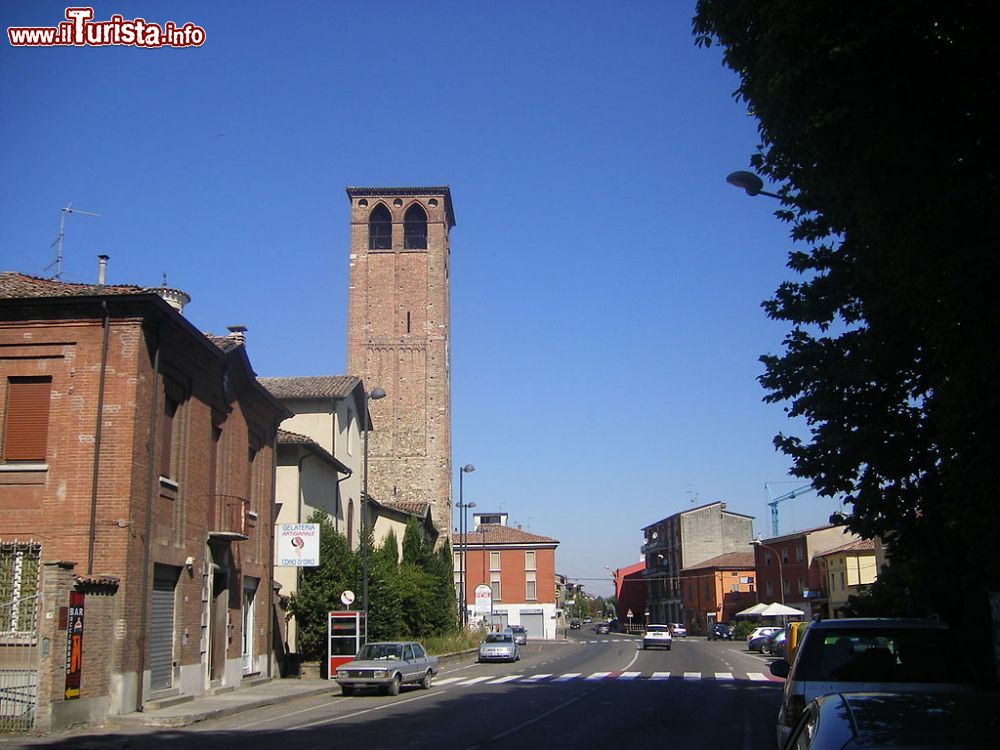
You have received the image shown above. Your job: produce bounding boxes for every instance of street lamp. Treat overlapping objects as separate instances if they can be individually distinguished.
[361,385,386,632]
[455,464,476,627]
[726,170,782,199]
[750,538,785,605]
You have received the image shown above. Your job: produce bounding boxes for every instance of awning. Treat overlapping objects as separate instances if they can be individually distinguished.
[734,603,769,617]
[759,602,805,617]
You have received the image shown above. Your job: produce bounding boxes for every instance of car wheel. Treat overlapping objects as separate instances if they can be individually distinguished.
[387,674,401,696]
[761,643,771,656]
[420,671,433,689]
[341,685,355,696]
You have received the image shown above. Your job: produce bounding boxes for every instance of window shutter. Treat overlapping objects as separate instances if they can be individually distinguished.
[3,378,52,462]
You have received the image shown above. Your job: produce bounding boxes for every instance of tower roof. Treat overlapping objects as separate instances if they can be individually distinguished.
[346,186,455,228]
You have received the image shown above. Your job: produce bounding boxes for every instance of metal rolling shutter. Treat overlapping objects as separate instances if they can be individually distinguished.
[521,611,544,639]
[2,378,52,462]
[150,565,178,691]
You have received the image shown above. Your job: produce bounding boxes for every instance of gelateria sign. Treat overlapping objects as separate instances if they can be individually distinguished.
[275,524,320,567]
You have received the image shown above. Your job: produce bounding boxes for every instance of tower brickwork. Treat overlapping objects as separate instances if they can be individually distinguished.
[345,186,455,542]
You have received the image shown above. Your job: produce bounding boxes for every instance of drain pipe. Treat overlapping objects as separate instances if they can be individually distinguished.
[86,296,111,574]
[136,325,161,712]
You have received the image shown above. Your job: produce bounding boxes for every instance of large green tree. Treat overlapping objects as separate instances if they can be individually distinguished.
[285,512,358,662]
[693,1,999,679]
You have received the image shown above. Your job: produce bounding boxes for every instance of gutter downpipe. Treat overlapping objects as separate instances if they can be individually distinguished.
[268,430,278,679]
[86,300,111,575]
[136,326,161,712]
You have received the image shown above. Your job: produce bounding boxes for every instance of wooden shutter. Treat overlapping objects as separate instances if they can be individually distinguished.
[3,378,52,462]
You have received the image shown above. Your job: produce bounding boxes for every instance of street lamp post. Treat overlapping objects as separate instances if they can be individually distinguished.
[725,170,782,199]
[455,464,475,626]
[361,385,386,634]
[750,538,785,605]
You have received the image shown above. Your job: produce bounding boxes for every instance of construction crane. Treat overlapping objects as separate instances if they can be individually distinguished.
[765,482,815,536]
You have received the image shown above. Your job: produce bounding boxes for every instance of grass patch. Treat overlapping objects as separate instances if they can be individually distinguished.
[423,628,486,655]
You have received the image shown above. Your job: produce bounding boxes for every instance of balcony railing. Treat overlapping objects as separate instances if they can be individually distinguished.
[209,495,250,541]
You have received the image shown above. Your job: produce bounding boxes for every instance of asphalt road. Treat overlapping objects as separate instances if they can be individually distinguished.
[17,632,784,750]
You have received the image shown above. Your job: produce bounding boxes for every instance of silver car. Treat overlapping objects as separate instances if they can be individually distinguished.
[504,625,527,645]
[478,632,520,663]
[335,641,438,696]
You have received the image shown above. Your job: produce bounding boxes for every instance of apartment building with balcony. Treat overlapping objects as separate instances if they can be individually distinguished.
[642,501,754,628]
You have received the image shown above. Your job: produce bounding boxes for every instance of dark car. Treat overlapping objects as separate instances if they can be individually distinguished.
[771,618,978,747]
[781,691,999,750]
[708,623,734,641]
[595,622,611,634]
[761,628,787,657]
[569,619,581,630]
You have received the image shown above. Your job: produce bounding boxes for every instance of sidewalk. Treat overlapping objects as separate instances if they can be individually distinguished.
[112,677,339,728]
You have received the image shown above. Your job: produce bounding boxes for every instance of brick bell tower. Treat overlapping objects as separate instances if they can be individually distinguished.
[345,186,455,543]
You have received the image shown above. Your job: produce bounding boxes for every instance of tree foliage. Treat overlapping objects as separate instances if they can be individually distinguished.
[693,1,999,673]
[366,529,402,641]
[285,511,357,662]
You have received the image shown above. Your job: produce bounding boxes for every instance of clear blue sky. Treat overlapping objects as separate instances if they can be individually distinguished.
[1,1,844,596]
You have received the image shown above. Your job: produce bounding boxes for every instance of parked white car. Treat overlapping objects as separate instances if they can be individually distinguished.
[670,623,687,637]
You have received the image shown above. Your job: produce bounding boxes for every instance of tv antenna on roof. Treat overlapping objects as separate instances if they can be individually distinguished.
[47,204,101,279]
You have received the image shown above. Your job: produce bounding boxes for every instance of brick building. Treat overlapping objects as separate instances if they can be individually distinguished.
[0,269,287,731]
[751,525,864,620]
[679,552,757,632]
[345,187,455,541]
[642,501,754,628]
[455,512,559,639]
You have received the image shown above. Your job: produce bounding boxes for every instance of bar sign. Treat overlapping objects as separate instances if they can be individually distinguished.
[65,592,84,700]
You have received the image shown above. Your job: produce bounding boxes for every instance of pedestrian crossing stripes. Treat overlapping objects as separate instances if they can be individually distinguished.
[439,671,776,687]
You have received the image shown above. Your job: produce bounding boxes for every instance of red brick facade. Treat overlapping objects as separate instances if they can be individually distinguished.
[345,188,454,541]
[0,275,287,729]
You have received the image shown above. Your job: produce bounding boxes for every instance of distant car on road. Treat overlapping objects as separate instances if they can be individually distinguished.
[670,623,687,637]
[781,691,999,750]
[770,618,978,747]
[504,625,527,645]
[595,622,611,634]
[569,619,581,630]
[478,632,519,663]
[335,641,437,696]
[642,624,673,650]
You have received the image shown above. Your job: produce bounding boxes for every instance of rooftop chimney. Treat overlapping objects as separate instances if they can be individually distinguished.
[147,286,191,314]
[97,255,109,289]
[226,325,248,345]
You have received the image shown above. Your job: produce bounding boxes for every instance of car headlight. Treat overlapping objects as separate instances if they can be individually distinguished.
[373,670,388,679]
[336,671,348,678]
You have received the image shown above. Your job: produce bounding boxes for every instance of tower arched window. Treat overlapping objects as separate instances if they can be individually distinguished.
[403,204,427,249]
[369,204,392,250]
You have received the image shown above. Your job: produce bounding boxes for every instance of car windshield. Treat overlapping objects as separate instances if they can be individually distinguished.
[647,625,670,633]
[357,644,403,661]
[795,628,974,683]
[485,633,513,643]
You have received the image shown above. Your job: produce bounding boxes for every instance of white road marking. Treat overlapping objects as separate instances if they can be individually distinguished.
[487,675,522,684]
[683,672,701,680]
[523,673,552,682]
[715,672,734,680]
[586,671,611,681]
[456,676,494,686]
[554,673,581,681]
[650,672,671,680]
[746,672,769,681]
[434,677,465,686]
[619,671,641,680]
